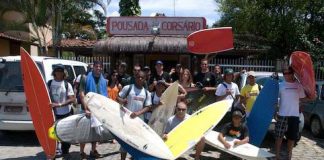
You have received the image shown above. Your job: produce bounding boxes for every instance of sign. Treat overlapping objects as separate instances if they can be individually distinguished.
[107,17,206,35]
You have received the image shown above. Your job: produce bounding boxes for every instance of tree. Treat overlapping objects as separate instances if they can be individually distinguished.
[214,0,324,59]
[119,0,141,16]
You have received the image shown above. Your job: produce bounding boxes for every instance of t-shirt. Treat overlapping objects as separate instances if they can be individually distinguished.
[194,72,216,87]
[144,92,161,121]
[149,72,171,85]
[220,122,249,140]
[240,84,260,114]
[215,82,240,104]
[170,72,180,82]
[118,73,131,87]
[164,114,190,134]
[119,85,152,120]
[49,80,74,115]
[215,73,223,86]
[278,81,306,117]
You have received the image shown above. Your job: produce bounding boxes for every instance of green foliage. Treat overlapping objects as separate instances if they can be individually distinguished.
[214,0,324,59]
[119,0,141,16]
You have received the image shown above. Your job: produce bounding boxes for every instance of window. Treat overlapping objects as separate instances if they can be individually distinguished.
[73,66,86,77]
[0,62,23,91]
[63,65,75,84]
[321,85,324,100]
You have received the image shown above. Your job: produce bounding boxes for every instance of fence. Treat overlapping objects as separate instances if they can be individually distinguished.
[210,58,324,80]
[60,56,111,73]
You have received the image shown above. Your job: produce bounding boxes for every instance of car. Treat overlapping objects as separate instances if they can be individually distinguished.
[0,56,88,131]
[302,81,324,138]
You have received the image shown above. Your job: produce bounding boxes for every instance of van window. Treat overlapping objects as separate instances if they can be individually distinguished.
[321,85,324,100]
[0,62,23,92]
[73,66,86,77]
[64,65,75,84]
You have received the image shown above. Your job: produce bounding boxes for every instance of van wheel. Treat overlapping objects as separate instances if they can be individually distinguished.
[310,116,324,138]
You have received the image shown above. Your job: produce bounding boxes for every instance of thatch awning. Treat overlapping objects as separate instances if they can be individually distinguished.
[93,35,188,54]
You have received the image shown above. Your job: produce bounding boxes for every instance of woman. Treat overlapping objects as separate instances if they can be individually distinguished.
[180,68,195,88]
[107,70,122,101]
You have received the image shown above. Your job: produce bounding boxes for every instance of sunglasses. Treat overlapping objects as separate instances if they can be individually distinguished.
[177,108,186,112]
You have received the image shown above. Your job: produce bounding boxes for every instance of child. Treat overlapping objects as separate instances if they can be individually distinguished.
[218,110,249,149]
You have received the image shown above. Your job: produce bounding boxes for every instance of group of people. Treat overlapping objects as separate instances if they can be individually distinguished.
[48,58,310,160]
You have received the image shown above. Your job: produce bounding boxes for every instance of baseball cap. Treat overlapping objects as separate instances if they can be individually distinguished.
[156,60,163,65]
[224,68,234,75]
[143,66,150,70]
[53,64,65,71]
[232,110,243,118]
[247,71,256,77]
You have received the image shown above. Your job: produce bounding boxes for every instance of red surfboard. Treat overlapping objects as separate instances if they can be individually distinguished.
[187,27,234,54]
[20,48,56,158]
[290,51,316,99]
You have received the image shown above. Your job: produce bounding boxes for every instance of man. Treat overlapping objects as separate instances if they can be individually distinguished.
[48,64,75,159]
[117,71,152,160]
[148,60,171,91]
[117,62,130,87]
[218,110,249,149]
[170,63,183,82]
[213,64,223,85]
[129,64,141,85]
[163,101,205,160]
[240,71,261,117]
[275,67,310,160]
[73,64,93,110]
[194,58,216,91]
[79,61,108,159]
[215,68,240,127]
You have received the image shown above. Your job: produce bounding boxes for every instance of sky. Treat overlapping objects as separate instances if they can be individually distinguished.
[104,0,221,27]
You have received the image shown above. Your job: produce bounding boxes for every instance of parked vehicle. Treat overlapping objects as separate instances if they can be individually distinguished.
[0,56,87,131]
[302,81,324,138]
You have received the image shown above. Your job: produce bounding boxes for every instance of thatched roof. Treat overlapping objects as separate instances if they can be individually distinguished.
[93,35,188,54]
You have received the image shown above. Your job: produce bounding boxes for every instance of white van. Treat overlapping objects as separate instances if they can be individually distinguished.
[0,56,88,131]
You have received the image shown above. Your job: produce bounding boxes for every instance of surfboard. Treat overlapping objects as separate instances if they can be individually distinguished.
[290,51,316,99]
[240,72,248,89]
[20,47,56,158]
[185,87,216,114]
[247,79,279,146]
[51,114,113,144]
[165,100,231,159]
[187,27,234,54]
[148,81,179,136]
[205,131,275,160]
[85,92,174,160]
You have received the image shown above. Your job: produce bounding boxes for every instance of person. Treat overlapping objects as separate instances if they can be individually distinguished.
[218,110,249,149]
[240,71,261,117]
[79,61,108,159]
[179,68,195,88]
[74,64,93,111]
[194,58,216,92]
[170,63,183,82]
[143,65,151,83]
[48,64,75,159]
[213,64,223,85]
[107,70,122,101]
[163,101,205,160]
[275,67,310,160]
[148,60,171,92]
[117,62,130,87]
[215,68,240,128]
[117,71,152,160]
[129,64,142,85]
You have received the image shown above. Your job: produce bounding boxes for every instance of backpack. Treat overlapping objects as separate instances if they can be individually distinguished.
[123,84,149,106]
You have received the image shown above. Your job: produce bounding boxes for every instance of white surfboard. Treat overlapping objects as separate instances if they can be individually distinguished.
[85,92,174,160]
[148,81,179,136]
[205,131,274,160]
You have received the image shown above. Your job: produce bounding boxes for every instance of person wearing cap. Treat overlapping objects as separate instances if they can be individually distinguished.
[148,60,171,92]
[79,60,108,159]
[240,71,262,117]
[117,62,130,87]
[194,58,217,92]
[275,67,311,160]
[48,64,75,159]
[218,110,249,149]
[215,68,240,128]
[213,64,223,85]
[169,63,183,82]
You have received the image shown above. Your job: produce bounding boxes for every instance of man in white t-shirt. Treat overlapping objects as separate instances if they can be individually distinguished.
[275,67,310,160]
[117,71,152,160]
[48,64,75,159]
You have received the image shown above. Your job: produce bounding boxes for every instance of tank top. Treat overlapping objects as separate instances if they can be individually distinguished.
[108,85,119,101]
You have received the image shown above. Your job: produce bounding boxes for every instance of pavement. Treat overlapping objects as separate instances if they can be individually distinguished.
[0,129,323,160]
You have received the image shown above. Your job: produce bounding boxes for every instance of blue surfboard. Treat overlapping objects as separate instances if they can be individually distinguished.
[113,134,160,160]
[247,79,279,146]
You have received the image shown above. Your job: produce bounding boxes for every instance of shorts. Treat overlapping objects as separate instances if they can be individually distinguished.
[275,116,299,140]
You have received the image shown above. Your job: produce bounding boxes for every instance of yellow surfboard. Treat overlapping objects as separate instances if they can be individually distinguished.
[165,100,231,158]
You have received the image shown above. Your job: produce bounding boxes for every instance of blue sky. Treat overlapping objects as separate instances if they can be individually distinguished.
[104,0,221,26]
